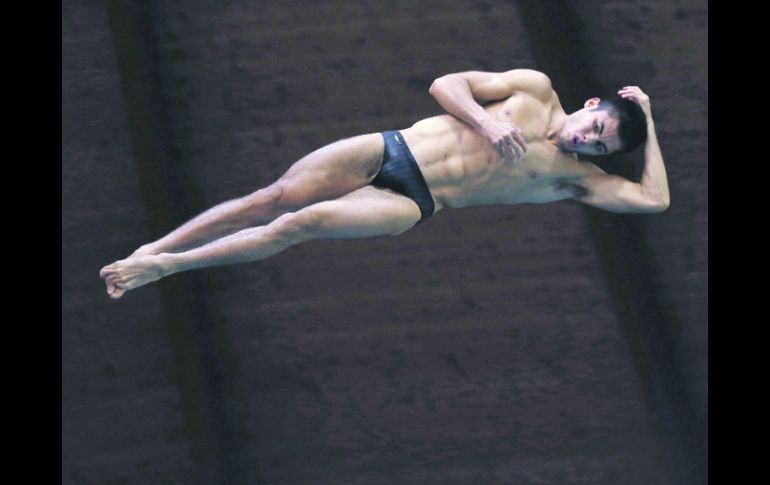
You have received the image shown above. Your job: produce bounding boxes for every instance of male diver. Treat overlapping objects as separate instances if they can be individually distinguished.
[100,69,669,299]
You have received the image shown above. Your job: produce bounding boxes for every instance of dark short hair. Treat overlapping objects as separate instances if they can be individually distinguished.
[597,96,647,154]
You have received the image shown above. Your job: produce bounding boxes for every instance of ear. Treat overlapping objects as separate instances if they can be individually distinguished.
[584,97,601,109]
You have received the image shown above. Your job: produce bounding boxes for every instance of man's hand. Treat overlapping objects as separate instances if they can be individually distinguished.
[477,118,528,163]
[618,86,652,120]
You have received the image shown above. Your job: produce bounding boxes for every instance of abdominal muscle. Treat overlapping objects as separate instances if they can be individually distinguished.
[398,101,572,209]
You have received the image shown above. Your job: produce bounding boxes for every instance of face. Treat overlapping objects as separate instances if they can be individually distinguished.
[559,98,623,156]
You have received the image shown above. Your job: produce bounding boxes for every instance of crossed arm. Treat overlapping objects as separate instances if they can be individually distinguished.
[429,69,551,163]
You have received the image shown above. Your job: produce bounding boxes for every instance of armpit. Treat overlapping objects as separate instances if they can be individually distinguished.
[553,180,590,199]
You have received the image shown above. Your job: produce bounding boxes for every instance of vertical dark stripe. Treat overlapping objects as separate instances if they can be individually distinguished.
[517,1,706,484]
[104,2,243,483]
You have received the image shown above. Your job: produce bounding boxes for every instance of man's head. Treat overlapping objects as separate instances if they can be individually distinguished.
[559,96,647,156]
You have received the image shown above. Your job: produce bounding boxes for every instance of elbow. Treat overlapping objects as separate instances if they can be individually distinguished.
[429,75,459,95]
[626,197,668,214]
[648,198,670,213]
[429,77,445,95]
[655,193,671,212]
[639,186,670,213]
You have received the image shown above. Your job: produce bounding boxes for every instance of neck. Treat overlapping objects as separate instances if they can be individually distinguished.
[546,110,569,150]
[546,110,581,160]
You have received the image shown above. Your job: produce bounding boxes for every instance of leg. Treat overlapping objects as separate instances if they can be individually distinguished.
[100,186,422,299]
[129,133,386,257]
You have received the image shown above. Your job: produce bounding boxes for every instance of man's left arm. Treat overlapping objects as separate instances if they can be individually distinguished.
[573,86,670,213]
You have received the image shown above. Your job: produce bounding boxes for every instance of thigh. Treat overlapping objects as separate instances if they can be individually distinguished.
[276,133,385,208]
[302,186,423,239]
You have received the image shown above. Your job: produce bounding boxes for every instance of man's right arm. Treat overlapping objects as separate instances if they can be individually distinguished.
[428,74,495,131]
[429,69,552,124]
[428,69,551,162]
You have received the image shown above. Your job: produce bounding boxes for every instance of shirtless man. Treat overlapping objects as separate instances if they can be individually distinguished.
[100,69,669,299]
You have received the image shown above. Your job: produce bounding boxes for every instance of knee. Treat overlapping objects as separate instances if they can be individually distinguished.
[244,184,285,216]
[270,210,322,243]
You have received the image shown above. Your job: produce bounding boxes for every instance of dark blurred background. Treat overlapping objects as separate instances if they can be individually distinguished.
[62,1,707,484]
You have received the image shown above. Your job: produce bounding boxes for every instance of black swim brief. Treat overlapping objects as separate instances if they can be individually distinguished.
[370,130,435,225]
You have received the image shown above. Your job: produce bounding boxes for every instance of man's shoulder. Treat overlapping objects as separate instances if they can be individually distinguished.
[510,69,551,84]
[508,69,553,101]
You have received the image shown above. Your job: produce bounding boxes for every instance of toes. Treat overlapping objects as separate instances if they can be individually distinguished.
[100,263,120,279]
[107,280,126,299]
[100,259,129,277]
[105,275,123,295]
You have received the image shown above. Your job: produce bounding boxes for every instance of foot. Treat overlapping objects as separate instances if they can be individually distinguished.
[99,254,172,299]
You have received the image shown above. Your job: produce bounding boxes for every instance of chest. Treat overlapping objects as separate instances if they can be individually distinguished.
[457,142,588,205]
[486,94,553,142]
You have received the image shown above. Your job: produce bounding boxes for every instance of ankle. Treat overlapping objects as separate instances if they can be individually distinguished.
[156,252,180,277]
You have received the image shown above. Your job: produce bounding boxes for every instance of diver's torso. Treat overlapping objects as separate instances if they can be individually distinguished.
[398,90,595,208]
